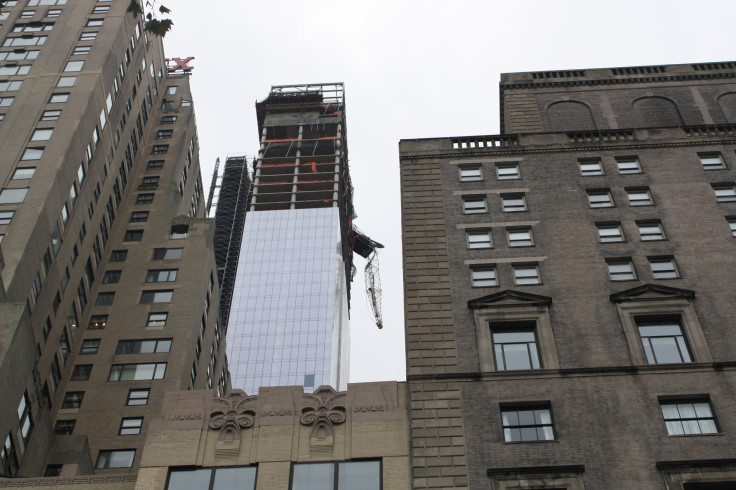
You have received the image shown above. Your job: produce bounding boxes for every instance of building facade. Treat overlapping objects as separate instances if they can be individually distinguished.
[225,84,354,394]
[0,0,226,478]
[400,62,736,489]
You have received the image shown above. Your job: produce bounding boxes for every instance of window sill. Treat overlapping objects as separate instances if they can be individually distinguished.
[503,439,559,444]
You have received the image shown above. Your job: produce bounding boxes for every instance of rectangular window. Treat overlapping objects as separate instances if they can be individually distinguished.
[699,153,725,170]
[161,115,177,124]
[86,18,103,26]
[290,461,379,490]
[116,339,171,354]
[502,194,527,212]
[492,323,540,370]
[713,183,736,202]
[102,270,121,284]
[126,389,150,406]
[168,467,258,490]
[660,399,717,435]
[70,364,92,381]
[463,197,487,214]
[0,65,31,76]
[12,167,35,180]
[146,269,178,283]
[123,229,143,242]
[496,162,520,180]
[130,211,148,222]
[140,290,173,304]
[0,96,14,107]
[627,187,653,206]
[166,86,178,95]
[79,31,97,41]
[57,76,76,87]
[156,129,173,139]
[151,144,168,154]
[96,449,135,469]
[471,267,497,287]
[637,319,692,364]
[0,80,22,92]
[513,264,540,285]
[72,45,91,56]
[108,363,166,381]
[728,217,736,237]
[21,147,44,160]
[0,211,14,225]
[579,158,603,176]
[31,128,53,141]
[597,223,624,243]
[140,176,159,189]
[54,420,75,435]
[152,248,183,260]
[95,292,115,306]
[17,392,32,444]
[110,249,127,262]
[467,230,492,249]
[620,157,643,174]
[88,314,107,329]
[93,6,110,13]
[135,193,154,204]
[0,188,28,204]
[459,166,482,182]
[508,227,533,247]
[3,35,46,47]
[64,60,84,72]
[119,418,142,435]
[79,339,99,354]
[638,220,665,241]
[49,93,69,103]
[650,257,679,279]
[587,189,614,208]
[147,160,164,170]
[501,406,554,441]
[41,109,61,121]
[61,391,84,409]
[147,312,168,327]
[607,259,636,281]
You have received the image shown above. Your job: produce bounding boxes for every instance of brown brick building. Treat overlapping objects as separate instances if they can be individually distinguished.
[0,0,226,478]
[399,62,736,489]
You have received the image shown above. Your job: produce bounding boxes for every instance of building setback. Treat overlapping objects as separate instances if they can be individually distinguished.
[0,0,226,478]
[399,62,736,488]
[225,84,355,394]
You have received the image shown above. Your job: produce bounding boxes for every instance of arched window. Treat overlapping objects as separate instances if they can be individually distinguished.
[717,92,736,123]
[632,96,683,128]
[547,101,596,131]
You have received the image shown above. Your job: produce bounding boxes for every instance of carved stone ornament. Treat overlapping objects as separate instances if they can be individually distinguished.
[209,390,256,440]
[300,386,347,438]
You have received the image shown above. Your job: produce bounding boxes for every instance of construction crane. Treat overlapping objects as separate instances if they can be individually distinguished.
[351,226,384,329]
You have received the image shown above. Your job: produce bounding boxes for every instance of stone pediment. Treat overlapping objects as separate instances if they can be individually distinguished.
[609,283,695,303]
[468,290,552,309]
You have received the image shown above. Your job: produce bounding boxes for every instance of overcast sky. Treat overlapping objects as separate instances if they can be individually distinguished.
[163,0,736,384]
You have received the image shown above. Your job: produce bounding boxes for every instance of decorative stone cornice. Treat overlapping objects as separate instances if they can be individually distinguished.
[468,289,552,309]
[609,284,696,303]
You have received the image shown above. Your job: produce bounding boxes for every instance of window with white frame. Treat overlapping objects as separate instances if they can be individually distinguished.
[660,399,717,435]
[579,158,603,176]
[471,267,497,287]
[637,318,691,364]
[463,196,487,214]
[616,156,642,174]
[459,166,482,182]
[699,153,725,170]
[126,389,149,406]
[139,290,173,304]
[496,162,520,180]
[508,227,533,247]
[502,194,526,212]
[597,223,624,243]
[626,187,653,206]
[638,220,665,241]
[727,217,736,237]
[607,259,636,281]
[467,229,492,249]
[501,405,554,441]
[513,264,540,285]
[0,65,31,76]
[119,417,142,435]
[492,322,540,370]
[649,257,679,279]
[713,183,736,202]
[108,363,166,381]
[587,189,614,208]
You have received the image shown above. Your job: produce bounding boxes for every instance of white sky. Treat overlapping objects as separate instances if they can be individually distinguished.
[163,0,736,384]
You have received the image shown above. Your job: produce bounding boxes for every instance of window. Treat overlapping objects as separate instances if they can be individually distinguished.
[513,264,540,285]
[0,188,28,204]
[79,31,97,41]
[713,183,736,202]
[70,364,92,381]
[12,167,35,180]
[31,128,53,141]
[638,220,665,241]
[607,259,636,281]
[126,389,149,406]
[152,248,183,260]
[650,257,679,279]
[41,109,61,121]
[80,339,99,354]
[151,144,168,154]
[2,433,18,477]
[72,45,91,55]
[140,176,159,189]
[28,0,65,5]
[0,80,22,92]
[64,60,84,72]
[579,158,603,176]
[463,197,486,214]
[140,290,173,304]
[21,147,44,160]
[147,312,168,327]
[108,363,166,381]
[86,18,103,26]
[119,418,142,435]
[0,96,14,107]
[61,391,84,409]
[54,420,75,435]
[459,166,482,182]
[471,267,497,287]
[57,76,76,87]
[660,399,717,435]
[156,129,172,139]
[116,339,171,354]
[0,211,13,224]
[627,187,653,206]
[49,92,69,103]
[102,270,121,284]
[88,314,107,329]
[290,461,379,490]
[0,65,31,76]
[166,86,178,95]
[699,153,725,170]
[637,319,692,364]
[587,189,614,208]
[130,211,148,222]
[123,229,143,242]
[147,160,164,170]
[496,162,520,180]
[597,223,624,243]
[110,249,127,262]
[135,193,154,204]
[3,35,46,47]
[96,450,135,469]
[17,392,32,444]
[728,217,736,237]
[92,6,110,13]
[502,194,526,212]
[508,227,533,247]
[167,467,258,490]
[501,405,554,441]
[492,323,540,370]
[146,269,178,283]
[0,49,39,61]
[161,115,177,124]
[467,230,492,249]
[95,292,115,305]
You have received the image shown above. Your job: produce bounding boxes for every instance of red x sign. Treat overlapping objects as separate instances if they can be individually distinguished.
[166,57,195,73]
